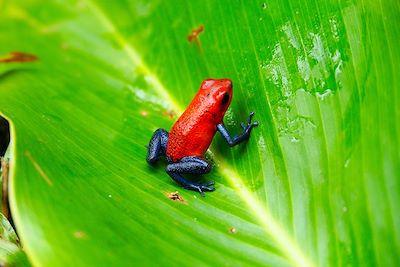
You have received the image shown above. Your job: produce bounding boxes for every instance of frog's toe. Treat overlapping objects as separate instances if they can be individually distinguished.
[198,185,215,197]
[183,182,215,196]
[200,184,215,194]
[202,185,215,192]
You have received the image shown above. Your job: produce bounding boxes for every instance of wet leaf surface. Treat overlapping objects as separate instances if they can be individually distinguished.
[0,0,399,266]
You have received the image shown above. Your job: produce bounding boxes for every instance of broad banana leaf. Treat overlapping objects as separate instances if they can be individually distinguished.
[0,0,399,266]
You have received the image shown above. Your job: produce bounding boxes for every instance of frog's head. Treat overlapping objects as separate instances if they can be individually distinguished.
[200,78,233,114]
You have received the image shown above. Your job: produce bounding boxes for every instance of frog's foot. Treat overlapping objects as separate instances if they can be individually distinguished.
[217,111,259,147]
[240,111,259,133]
[166,156,214,197]
[183,181,215,197]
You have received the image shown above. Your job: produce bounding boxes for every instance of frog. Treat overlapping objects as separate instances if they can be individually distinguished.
[146,78,258,196]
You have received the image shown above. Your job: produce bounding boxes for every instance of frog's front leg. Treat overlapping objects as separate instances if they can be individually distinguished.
[217,111,259,147]
[146,128,169,164]
[166,156,215,197]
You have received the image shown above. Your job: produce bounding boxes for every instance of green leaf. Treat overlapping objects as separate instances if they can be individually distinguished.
[0,213,30,267]
[0,239,30,267]
[0,212,18,245]
[0,0,399,266]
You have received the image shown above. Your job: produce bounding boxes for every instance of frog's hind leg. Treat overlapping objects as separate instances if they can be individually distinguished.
[166,156,215,197]
[146,128,169,164]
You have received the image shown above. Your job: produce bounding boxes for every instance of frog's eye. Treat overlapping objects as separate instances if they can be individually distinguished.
[221,93,230,105]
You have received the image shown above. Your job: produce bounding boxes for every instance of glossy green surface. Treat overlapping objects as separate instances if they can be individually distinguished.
[0,213,30,267]
[0,0,399,266]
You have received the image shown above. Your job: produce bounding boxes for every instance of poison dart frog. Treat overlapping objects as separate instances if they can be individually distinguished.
[146,78,258,196]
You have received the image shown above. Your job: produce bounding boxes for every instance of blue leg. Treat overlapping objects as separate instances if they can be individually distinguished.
[217,112,259,147]
[146,128,169,164]
[166,156,214,197]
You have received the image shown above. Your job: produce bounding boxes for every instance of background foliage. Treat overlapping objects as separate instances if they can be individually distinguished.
[0,0,399,266]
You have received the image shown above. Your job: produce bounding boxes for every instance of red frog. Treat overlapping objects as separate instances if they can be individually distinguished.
[146,78,258,196]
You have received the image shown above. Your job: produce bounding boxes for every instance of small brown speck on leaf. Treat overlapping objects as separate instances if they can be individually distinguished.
[140,110,149,117]
[61,42,70,50]
[229,227,237,234]
[163,110,176,119]
[166,191,187,204]
[73,231,88,239]
[25,151,53,186]
[188,25,204,49]
[0,52,38,63]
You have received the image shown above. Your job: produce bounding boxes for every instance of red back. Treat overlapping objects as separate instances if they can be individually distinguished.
[166,79,233,162]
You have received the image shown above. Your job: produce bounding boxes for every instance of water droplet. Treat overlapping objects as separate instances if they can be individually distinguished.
[261,43,292,93]
[261,2,268,9]
[332,49,341,63]
[329,16,340,41]
[316,89,333,100]
[290,136,300,143]
[282,22,300,50]
[297,56,311,82]
[260,62,267,69]
[344,158,350,168]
